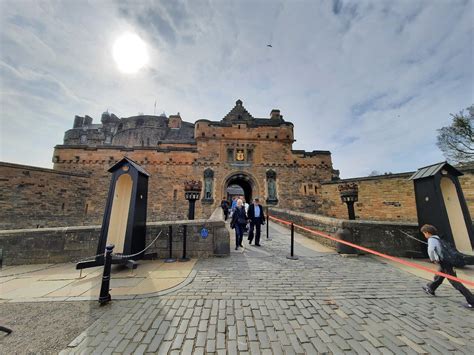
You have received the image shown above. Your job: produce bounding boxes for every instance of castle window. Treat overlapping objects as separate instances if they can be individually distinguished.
[247,149,253,162]
[84,203,88,215]
[173,189,177,200]
[147,138,150,146]
[304,185,307,195]
[141,139,144,146]
[117,123,123,131]
[227,148,234,161]
[202,132,205,137]
[61,202,65,211]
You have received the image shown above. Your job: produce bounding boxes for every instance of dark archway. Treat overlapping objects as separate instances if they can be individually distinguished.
[225,173,255,204]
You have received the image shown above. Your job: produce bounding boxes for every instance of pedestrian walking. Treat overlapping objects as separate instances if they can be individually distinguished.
[247,198,265,246]
[420,224,474,309]
[221,198,229,221]
[229,196,237,218]
[230,199,247,250]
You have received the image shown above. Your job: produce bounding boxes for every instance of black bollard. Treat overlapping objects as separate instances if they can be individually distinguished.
[99,244,114,305]
[266,206,271,240]
[286,223,299,260]
[165,225,176,263]
[179,225,190,262]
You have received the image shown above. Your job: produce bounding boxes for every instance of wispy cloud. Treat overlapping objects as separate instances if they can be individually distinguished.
[0,0,472,177]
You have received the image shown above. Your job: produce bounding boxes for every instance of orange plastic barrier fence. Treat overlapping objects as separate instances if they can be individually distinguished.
[269,215,474,287]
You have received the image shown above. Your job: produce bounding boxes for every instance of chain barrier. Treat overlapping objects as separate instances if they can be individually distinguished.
[114,231,163,259]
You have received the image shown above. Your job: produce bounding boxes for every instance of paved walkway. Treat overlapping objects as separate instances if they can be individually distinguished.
[60,221,474,354]
[0,260,196,302]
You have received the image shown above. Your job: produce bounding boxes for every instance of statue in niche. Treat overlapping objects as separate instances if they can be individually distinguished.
[203,168,214,201]
[266,170,278,203]
[268,179,276,200]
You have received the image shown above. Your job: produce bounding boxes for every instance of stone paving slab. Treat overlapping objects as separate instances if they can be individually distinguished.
[59,221,474,354]
[0,259,196,302]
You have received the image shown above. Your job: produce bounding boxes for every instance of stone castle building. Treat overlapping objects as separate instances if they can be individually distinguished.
[2,99,474,234]
[51,99,339,222]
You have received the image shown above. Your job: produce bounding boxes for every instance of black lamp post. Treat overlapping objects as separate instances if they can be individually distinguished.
[181,180,202,262]
[338,183,359,220]
[184,180,202,220]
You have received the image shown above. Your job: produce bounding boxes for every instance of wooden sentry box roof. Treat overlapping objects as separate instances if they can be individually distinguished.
[409,161,463,181]
[108,157,151,176]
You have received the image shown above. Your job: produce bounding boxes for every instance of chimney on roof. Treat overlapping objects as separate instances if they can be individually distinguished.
[168,113,182,129]
[270,109,281,119]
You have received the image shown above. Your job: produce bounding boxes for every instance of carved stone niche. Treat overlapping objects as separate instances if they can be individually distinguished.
[202,168,214,204]
[266,169,278,204]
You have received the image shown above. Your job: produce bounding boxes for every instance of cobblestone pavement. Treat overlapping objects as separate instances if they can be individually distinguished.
[62,222,474,354]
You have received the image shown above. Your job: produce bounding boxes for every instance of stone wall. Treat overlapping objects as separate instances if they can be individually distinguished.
[52,144,334,223]
[319,168,474,222]
[269,208,426,258]
[0,212,229,266]
[0,162,92,230]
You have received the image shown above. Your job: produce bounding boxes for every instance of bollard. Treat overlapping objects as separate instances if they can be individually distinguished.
[179,225,190,262]
[286,223,299,260]
[165,225,177,263]
[99,244,114,305]
[266,207,271,240]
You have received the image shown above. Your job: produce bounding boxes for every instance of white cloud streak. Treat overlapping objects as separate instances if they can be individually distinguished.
[0,0,472,177]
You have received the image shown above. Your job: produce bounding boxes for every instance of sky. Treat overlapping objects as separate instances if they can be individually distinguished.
[0,0,473,178]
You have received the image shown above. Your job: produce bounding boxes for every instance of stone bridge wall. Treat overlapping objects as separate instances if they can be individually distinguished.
[0,209,229,266]
[269,208,426,258]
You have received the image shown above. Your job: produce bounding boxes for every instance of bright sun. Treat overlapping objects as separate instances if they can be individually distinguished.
[112,33,149,74]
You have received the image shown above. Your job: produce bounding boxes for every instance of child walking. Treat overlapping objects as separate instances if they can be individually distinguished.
[421,224,473,309]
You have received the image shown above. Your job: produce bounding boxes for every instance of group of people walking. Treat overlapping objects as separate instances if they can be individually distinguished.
[221,196,265,250]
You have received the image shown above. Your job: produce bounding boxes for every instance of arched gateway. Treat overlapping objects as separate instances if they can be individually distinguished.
[224,173,258,204]
[54,99,337,221]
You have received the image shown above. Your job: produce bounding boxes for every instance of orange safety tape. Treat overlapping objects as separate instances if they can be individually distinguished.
[269,215,474,287]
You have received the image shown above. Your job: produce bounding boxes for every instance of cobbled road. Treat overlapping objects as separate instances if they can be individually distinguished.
[61,222,474,354]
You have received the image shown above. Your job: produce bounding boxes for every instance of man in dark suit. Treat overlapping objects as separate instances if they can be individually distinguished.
[247,198,265,246]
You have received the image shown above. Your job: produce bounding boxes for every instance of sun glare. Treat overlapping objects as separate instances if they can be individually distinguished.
[112,33,149,74]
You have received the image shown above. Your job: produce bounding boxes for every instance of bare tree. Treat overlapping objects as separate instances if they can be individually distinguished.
[437,105,474,164]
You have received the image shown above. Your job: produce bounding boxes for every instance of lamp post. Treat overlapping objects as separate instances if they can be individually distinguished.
[338,183,359,220]
[181,180,202,262]
[184,180,202,220]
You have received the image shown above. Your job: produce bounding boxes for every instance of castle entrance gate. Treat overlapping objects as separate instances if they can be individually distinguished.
[224,173,257,204]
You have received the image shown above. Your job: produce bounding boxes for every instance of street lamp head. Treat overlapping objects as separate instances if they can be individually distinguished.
[184,180,202,201]
[338,183,359,203]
